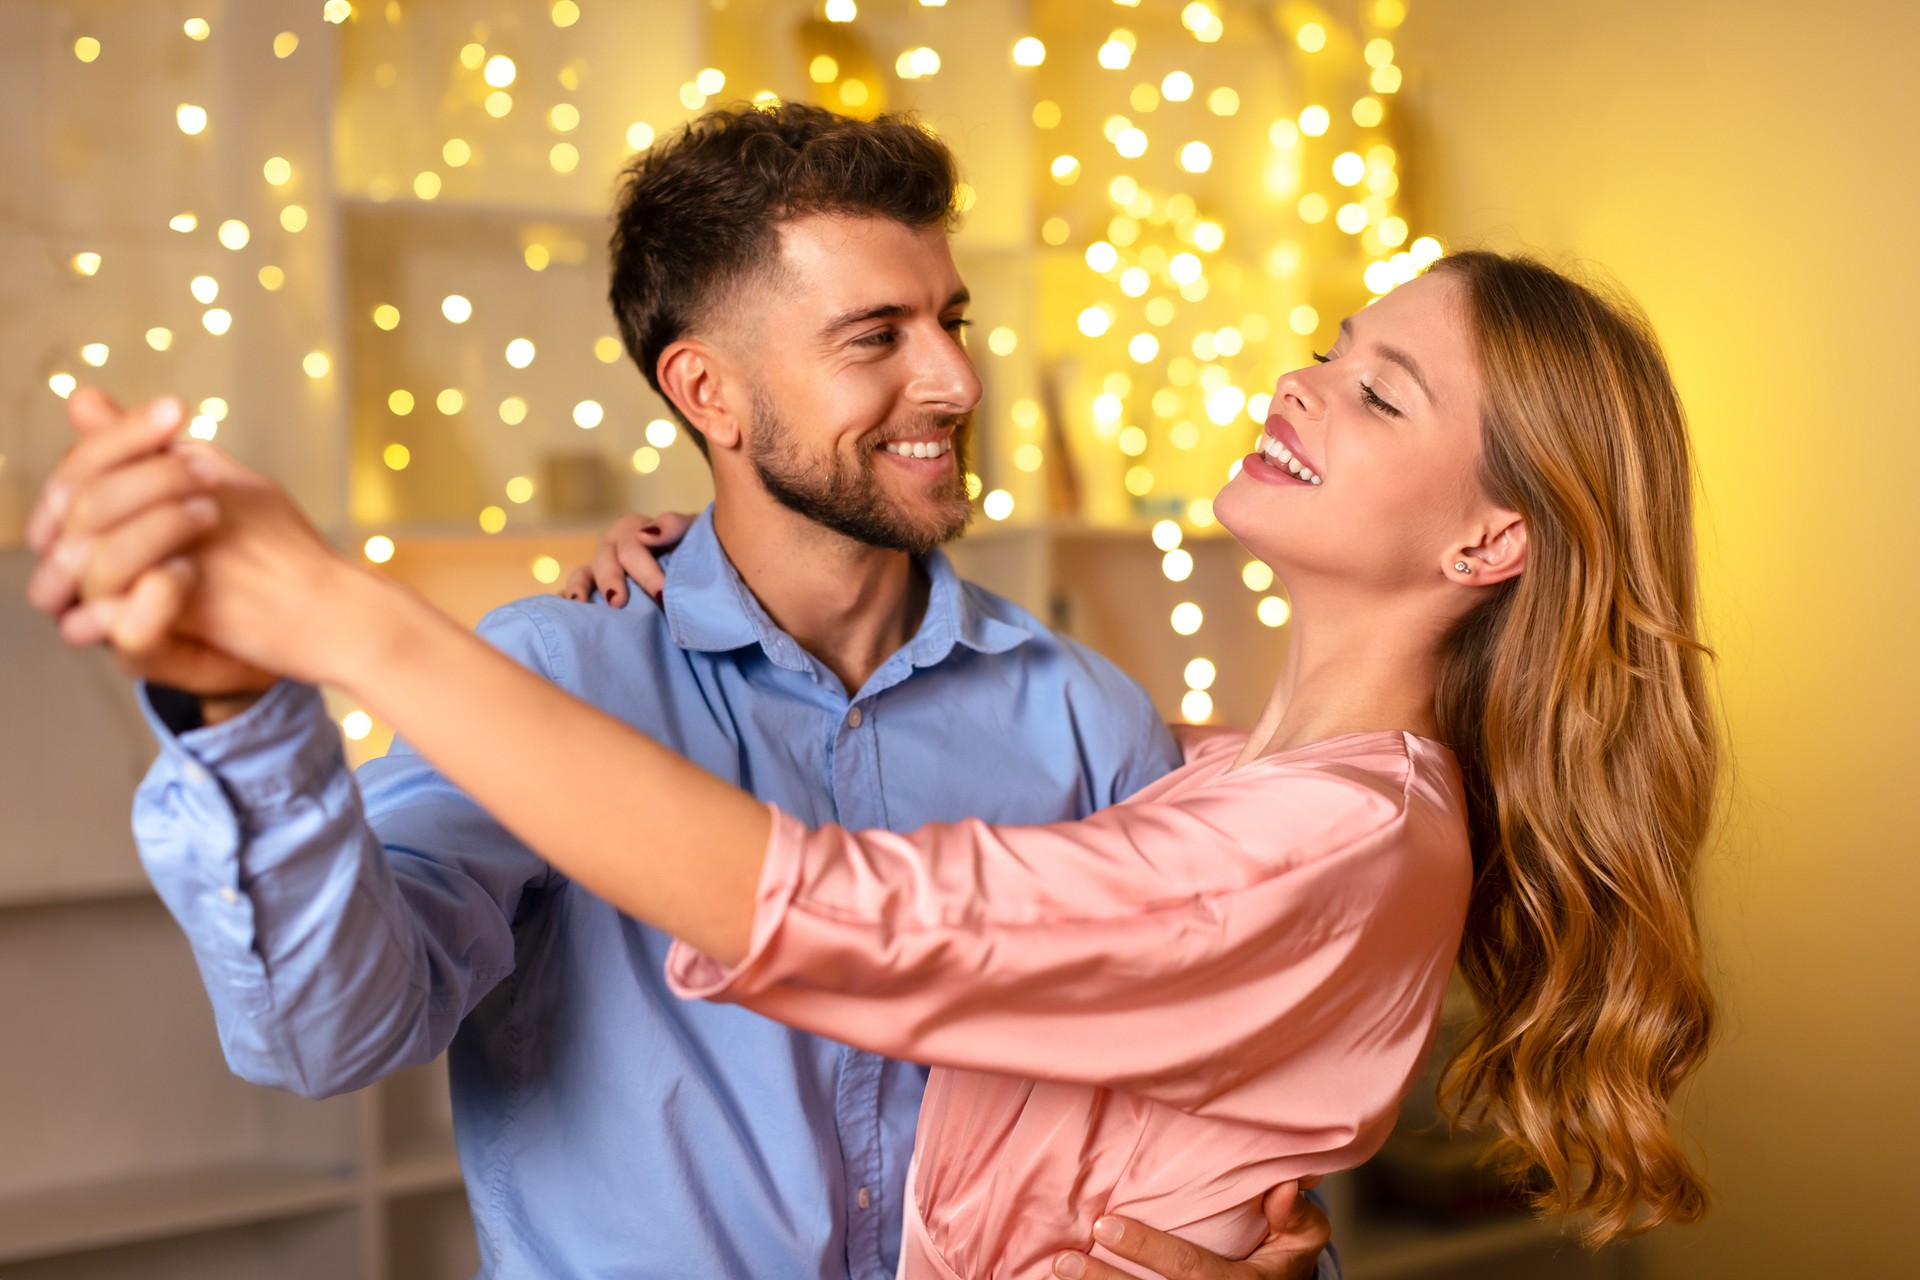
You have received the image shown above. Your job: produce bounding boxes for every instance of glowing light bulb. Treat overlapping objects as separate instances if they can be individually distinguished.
[274,32,299,58]
[1297,22,1326,52]
[1208,87,1239,116]
[72,252,102,276]
[364,535,395,564]
[1162,549,1194,582]
[1118,426,1148,456]
[1014,444,1043,472]
[479,505,507,533]
[630,448,660,475]
[146,327,173,351]
[1051,154,1081,184]
[505,338,536,368]
[552,1,581,27]
[49,373,77,398]
[1128,333,1159,363]
[322,0,352,24]
[550,143,579,173]
[1012,37,1045,66]
[1162,70,1193,101]
[483,55,516,87]
[342,711,373,740]
[645,419,678,448]
[499,397,528,425]
[202,308,231,335]
[987,327,1018,356]
[810,55,840,82]
[825,0,857,21]
[531,557,561,584]
[258,265,285,291]
[303,352,330,378]
[176,104,208,135]
[485,91,513,118]
[74,37,101,63]
[189,275,218,304]
[506,476,535,503]
[170,212,198,233]
[280,205,308,232]
[437,388,464,414]
[80,343,109,367]
[1353,97,1385,128]
[983,489,1014,520]
[384,443,411,470]
[217,219,249,249]
[1184,658,1217,691]
[1151,520,1183,551]
[549,103,580,132]
[1299,105,1331,136]
[1180,690,1213,722]
[1098,38,1132,70]
[595,336,623,363]
[839,80,869,108]
[1170,602,1203,635]
[1258,596,1292,627]
[573,400,604,429]
[1179,142,1212,173]
[1372,64,1403,93]
[1333,152,1366,186]
[1116,127,1147,158]
[626,121,655,150]
[1085,240,1118,272]
[1077,306,1112,338]
[441,295,472,323]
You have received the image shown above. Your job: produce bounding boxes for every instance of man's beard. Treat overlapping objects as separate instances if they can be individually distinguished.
[748,392,973,556]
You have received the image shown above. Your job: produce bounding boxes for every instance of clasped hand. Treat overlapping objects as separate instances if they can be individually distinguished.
[24,388,363,699]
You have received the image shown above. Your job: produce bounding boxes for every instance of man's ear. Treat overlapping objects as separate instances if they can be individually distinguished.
[1451,512,1527,586]
[657,338,744,453]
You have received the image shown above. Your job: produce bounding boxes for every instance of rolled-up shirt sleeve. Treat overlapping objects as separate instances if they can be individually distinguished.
[669,750,1467,1121]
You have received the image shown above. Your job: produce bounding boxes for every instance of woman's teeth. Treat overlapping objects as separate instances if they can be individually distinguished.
[1255,432,1321,484]
[882,439,953,459]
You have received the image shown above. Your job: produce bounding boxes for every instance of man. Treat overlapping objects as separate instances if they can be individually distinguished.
[27,103,1331,1280]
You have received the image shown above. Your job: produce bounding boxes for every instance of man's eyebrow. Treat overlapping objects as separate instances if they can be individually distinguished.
[819,289,971,342]
[1339,316,1436,406]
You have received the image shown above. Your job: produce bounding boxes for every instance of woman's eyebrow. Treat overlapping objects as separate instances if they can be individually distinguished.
[1339,316,1437,406]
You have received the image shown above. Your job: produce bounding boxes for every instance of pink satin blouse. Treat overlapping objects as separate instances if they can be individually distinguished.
[669,729,1472,1278]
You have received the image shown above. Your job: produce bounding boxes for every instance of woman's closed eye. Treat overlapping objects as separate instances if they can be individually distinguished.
[1312,351,1403,418]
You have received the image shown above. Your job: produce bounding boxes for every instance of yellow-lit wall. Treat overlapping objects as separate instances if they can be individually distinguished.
[1397,4,1920,1274]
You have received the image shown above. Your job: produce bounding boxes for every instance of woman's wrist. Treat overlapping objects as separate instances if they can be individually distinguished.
[318,560,437,701]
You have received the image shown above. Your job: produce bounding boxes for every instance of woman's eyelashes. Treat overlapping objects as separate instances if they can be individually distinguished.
[1310,351,1402,418]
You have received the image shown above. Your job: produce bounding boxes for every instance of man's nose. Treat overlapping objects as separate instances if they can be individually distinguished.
[912,325,982,414]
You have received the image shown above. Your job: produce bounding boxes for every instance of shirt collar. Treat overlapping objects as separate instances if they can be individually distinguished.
[662,507,1031,674]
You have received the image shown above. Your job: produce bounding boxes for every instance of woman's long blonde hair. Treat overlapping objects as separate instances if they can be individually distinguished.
[1427,252,1716,1244]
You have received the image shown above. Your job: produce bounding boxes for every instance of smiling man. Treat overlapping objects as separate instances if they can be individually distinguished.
[28,103,1330,1280]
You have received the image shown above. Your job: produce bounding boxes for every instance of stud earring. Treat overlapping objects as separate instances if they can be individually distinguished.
[1454,560,1471,574]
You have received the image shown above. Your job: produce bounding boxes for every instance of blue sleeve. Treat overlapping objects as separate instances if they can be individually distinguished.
[1064,641,1183,809]
[131,603,565,1098]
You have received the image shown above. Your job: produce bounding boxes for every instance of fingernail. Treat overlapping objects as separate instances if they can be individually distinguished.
[1092,1218,1123,1246]
[85,598,119,631]
[182,448,219,482]
[641,524,661,536]
[151,397,185,428]
[1053,1253,1086,1279]
[184,495,218,524]
[52,537,90,575]
[164,555,195,580]
[44,483,72,525]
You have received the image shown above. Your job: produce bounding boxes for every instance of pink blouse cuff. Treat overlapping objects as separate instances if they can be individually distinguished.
[665,804,809,1000]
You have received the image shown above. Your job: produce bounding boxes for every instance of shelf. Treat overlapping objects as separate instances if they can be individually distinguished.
[377,1149,464,1198]
[1341,1211,1563,1279]
[0,880,155,914]
[0,1163,361,1266]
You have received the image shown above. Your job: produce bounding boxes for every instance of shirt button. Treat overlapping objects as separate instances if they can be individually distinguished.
[857,1186,871,1210]
[182,761,210,786]
[217,887,242,905]
[846,706,864,729]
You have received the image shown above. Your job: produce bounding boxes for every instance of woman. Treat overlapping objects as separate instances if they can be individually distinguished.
[43,252,1715,1275]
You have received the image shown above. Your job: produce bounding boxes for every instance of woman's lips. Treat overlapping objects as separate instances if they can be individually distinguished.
[1264,415,1321,476]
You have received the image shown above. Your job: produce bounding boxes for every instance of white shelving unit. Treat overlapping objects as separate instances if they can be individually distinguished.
[0,552,477,1278]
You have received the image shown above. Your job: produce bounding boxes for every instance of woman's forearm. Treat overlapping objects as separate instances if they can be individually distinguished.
[326,566,767,962]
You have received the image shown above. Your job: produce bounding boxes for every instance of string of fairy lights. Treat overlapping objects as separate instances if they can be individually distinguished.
[45,0,1443,735]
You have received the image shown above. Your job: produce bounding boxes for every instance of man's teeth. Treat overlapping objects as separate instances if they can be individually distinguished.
[882,439,953,459]
[1255,432,1322,484]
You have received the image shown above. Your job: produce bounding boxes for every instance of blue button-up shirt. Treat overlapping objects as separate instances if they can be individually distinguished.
[132,508,1182,1279]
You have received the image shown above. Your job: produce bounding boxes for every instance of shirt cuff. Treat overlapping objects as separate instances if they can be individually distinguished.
[664,804,810,1000]
[139,678,347,813]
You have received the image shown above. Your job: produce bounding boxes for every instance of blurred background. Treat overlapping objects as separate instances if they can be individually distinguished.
[1,1,1913,1277]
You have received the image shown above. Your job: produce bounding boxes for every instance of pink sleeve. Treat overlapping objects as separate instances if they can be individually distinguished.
[667,756,1469,1118]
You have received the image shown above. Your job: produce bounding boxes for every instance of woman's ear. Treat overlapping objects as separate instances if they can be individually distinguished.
[1453,513,1528,586]
[657,340,743,453]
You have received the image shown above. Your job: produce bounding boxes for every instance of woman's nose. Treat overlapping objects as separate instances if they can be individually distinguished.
[1274,368,1325,420]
